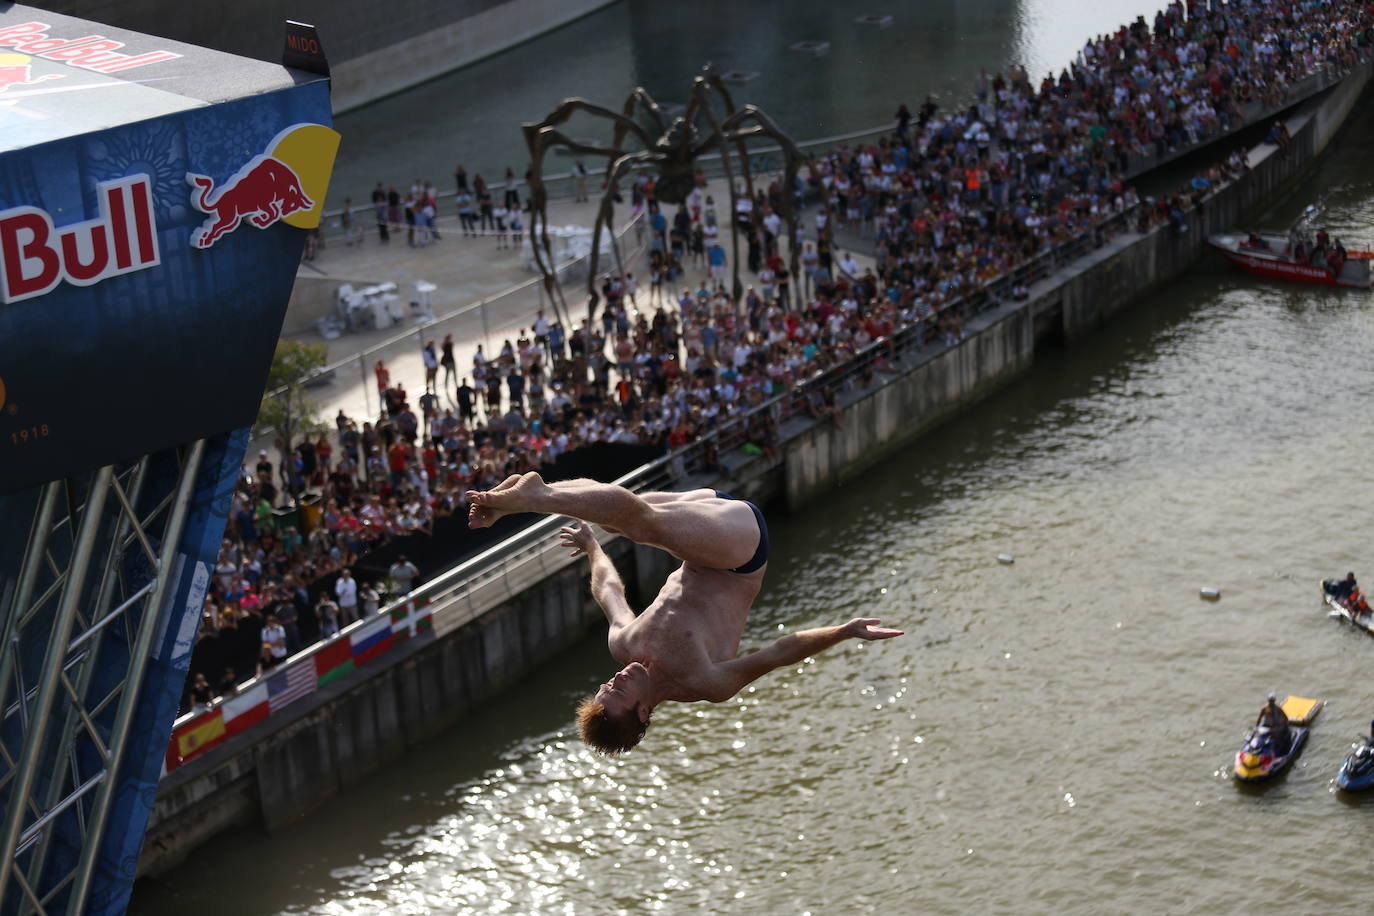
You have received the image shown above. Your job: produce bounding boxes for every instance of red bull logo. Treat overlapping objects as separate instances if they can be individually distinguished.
[0,175,160,304]
[184,124,340,250]
[0,52,62,94]
[186,156,314,249]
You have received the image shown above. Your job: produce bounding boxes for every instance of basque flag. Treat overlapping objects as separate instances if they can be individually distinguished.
[390,597,433,640]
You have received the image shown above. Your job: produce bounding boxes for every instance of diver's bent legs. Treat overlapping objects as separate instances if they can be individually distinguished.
[469,476,759,569]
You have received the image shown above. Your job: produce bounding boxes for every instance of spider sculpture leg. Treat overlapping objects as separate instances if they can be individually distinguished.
[586,151,652,321]
[713,105,823,311]
[527,98,655,146]
[523,121,639,334]
[616,88,668,148]
[695,66,758,208]
[524,176,571,330]
[686,80,748,301]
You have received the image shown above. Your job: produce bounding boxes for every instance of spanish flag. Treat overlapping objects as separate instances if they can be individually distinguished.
[173,709,226,765]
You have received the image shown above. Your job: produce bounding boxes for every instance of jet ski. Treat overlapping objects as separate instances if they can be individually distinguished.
[1233,695,1323,782]
[1337,733,1374,791]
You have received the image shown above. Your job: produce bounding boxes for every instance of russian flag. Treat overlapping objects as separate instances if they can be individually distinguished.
[351,613,395,666]
[221,681,269,737]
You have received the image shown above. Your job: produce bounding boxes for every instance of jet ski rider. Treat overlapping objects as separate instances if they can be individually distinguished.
[1330,572,1358,601]
[1256,693,1291,753]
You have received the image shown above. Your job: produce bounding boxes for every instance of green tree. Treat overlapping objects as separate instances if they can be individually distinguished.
[255,339,329,497]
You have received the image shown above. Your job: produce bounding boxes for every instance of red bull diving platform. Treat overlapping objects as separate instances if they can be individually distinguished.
[0,5,338,914]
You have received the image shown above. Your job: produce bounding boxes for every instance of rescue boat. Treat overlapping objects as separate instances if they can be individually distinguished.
[1209,207,1374,289]
[1208,231,1374,288]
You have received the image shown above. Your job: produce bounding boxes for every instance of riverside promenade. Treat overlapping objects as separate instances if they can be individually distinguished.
[263,172,845,443]
[277,189,636,425]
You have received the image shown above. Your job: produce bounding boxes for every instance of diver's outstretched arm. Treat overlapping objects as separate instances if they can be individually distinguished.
[697,618,904,702]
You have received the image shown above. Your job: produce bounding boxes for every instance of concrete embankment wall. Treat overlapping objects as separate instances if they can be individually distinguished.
[139,62,1372,878]
[327,0,616,113]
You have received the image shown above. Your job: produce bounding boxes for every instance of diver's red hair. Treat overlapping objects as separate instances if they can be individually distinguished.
[576,696,649,755]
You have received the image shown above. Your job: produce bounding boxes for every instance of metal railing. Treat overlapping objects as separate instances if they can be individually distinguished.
[311,51,1360,249]
[164,167,1201,773]
[287,49,1364,424]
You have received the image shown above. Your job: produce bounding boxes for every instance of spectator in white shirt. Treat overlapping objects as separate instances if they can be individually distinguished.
[335,567,360,623]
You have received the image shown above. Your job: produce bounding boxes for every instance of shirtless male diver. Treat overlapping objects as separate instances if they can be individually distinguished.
[467,472,903,754]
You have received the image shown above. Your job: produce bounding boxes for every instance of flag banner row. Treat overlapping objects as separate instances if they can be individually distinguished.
[166,599,431,771]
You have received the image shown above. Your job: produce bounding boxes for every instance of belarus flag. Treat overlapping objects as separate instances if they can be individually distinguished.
[314,635,354,688]
[351,612,395,666]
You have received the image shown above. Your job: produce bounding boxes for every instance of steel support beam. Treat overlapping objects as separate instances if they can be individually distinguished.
[0,439,210,913]
[70,440,203,913]
[0,469,113,905]
[21,459,152,901]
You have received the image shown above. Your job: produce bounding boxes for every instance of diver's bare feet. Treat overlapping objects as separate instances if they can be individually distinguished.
[466,472,548,528]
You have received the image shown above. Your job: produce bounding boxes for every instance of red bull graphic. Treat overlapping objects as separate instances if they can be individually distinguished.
[186,157,313,249]
[0,174,159,304]
[184,122,340,250]
[0,52,61,94]
[0,22,180,74]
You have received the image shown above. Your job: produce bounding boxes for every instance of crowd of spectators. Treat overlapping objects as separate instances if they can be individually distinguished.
[805,0,1372,321]
[186,0,1374,713]
[333,166,535,250]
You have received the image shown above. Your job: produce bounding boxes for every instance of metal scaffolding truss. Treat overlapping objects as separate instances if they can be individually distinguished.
[0,440,204,915]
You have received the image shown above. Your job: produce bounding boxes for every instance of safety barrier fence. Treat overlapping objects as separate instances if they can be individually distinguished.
[165,192,1159,772]
[311,121,898,245]
[165,458,675,772]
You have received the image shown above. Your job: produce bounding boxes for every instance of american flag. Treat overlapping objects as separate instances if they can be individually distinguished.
[268,662,316,714]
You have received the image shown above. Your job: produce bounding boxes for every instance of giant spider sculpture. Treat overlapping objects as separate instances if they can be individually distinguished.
[523,65,824,330]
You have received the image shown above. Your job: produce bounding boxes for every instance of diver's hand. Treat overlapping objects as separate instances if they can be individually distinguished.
[559,524,598,558]
[843,618,905,640]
